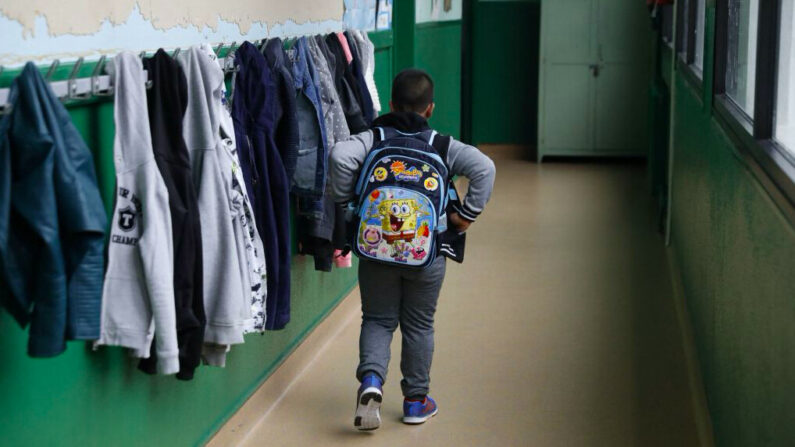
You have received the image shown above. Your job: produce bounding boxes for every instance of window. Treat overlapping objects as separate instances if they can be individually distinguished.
[725,0,759,117]
[714,0,795,213]
[775,0,795,158]
[677,0,706,80]
[677,0,690,57]
[693,0,706,72]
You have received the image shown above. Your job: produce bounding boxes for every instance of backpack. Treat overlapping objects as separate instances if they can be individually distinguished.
[350,127,452,269]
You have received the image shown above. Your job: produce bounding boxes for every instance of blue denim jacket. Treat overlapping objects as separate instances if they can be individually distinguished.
[0,63,107,356]
[289,37,328,199]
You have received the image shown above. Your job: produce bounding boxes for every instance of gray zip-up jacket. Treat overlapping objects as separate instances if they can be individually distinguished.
[329,129,496,222]
[177,46,248,348]
[307,37,351,147]
[96,52,179,375]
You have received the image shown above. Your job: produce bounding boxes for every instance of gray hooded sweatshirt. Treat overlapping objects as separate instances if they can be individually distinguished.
[96,52,179,375]
[177,46,249,351]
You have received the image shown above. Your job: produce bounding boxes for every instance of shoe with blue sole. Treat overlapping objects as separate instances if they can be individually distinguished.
[402,396,438,425]
[354,373,383,430]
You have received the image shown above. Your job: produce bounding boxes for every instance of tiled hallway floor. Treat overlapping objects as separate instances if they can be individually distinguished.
[210,149,705,446]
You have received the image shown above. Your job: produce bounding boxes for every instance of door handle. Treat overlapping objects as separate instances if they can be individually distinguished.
[589,64,601,77]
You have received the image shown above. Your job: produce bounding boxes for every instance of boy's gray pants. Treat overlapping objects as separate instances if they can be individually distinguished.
[356,256,447,398]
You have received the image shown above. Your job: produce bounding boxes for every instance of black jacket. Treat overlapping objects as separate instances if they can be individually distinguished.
[344,31,375,125]
[322,34,368,134]
[140,50,206,380]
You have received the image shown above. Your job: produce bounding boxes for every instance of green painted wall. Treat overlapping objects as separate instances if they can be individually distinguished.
[667,6,795,447]
[0,61,358,446]
[470,0,540,146]
[414,20,462,138]
[371,30,395,113]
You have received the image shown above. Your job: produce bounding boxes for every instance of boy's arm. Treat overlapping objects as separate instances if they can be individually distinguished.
[329,130,375,202]
[446,139,497,227]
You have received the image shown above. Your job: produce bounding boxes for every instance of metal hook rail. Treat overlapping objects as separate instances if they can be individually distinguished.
[0,42,242,115]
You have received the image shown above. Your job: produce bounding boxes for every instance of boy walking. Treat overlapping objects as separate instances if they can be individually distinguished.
[329,69,496,430]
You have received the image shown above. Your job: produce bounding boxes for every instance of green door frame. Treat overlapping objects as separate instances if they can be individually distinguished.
[461,0,476,144]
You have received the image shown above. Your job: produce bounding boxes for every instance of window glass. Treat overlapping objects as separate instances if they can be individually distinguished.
[775,0,795,156]
[678,0,690,56]
[726,0,759,116]
[693,0,706,72]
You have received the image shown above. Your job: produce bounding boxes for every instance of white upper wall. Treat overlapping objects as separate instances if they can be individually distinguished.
[0,0,345,66]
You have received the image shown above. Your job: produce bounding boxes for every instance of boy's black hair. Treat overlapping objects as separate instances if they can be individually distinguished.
[391,69,434,113]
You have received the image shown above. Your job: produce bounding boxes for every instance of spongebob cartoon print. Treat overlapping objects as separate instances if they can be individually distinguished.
[357,187,435,266]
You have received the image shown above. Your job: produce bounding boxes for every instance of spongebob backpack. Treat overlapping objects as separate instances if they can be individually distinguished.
[350,126,452,269]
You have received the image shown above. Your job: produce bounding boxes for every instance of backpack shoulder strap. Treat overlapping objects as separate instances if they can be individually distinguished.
[430,132,452,164]
[372,126,402,145]
[372,126,451,163]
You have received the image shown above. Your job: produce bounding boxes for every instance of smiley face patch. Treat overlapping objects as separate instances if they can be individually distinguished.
[374,167,388,181]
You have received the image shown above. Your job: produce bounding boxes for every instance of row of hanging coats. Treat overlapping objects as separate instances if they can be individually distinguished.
[0,30,381,380]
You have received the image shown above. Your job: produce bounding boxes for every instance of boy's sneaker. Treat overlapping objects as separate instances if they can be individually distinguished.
[354,373,383,430]
[402,396,438,425]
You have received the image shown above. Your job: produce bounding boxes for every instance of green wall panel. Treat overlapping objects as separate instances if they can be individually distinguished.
[668,5,795,447]
[0,67,358,446]
[414,21,462,138]
[370,30,395,115]
[470,1,539,145]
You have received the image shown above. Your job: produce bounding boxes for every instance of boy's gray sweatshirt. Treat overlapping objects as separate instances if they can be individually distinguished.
[96,52,179,375]
[177,46,248,349]
[329,130,496,221]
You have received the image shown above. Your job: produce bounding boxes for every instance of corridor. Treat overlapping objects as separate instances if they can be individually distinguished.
[210,149,707,447]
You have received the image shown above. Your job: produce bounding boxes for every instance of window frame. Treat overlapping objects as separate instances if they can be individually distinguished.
[677,0,705,88]
[714,0,795,214]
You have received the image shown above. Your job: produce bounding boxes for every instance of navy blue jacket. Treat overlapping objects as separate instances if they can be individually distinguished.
[232,42,292,330]
[0,63,107,357]
[263,38,300,187]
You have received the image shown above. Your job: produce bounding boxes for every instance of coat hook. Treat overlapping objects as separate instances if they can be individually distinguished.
[139,51,147,60]
[66,57,89,100]
[46,59,60,81]
[172,47,181,58]
[214,43,224,56]
[0,66,10,115]
[91,55,114,97]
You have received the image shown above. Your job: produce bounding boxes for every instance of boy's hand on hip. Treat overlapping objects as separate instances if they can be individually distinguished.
[448,212,471,233]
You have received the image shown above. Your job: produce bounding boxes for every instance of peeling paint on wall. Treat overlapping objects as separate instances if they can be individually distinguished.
[0,0,342,35]
[0,1,344,65]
